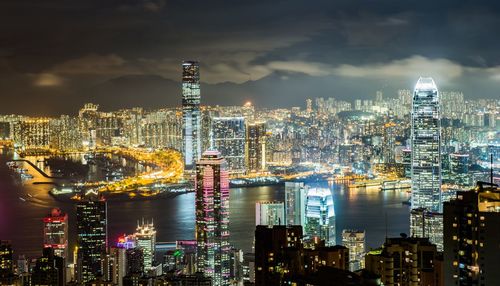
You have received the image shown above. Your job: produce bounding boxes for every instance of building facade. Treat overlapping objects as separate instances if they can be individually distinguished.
[134,220,157,271]
[285,182,307,227]
[443,183,500,285]
[342,229,366,271]
[182,61,202,170]
[195,151,230,286]
[245,122,266,173]
[255,201,285,226]
[305,188,336,246]
[76,192,107,284]
[410,77,442,212]
[211,117,246,174]
[43,208,69,259]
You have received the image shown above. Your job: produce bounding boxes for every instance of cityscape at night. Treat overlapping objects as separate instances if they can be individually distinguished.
[0,1,499,286]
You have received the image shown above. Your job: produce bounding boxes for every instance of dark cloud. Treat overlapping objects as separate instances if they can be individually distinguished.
[0,0,499,115]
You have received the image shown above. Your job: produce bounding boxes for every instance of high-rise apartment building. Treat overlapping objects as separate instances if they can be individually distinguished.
[211,117,246,174]
[342,229,365,271]
[195,150,230,286]
[245,122,266,173]
[43,208,69,259]
[134,220,156,271]
[76,191,107,284]
[285,182,307,227]
[305,188,336,246]
[254,225,303,286]
[255,201,284,226]
[443,182,500,285]
[182,61,202,170]
[365,236,443,286]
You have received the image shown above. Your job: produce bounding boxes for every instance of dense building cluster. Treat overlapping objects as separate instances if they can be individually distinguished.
[0,61,498,286]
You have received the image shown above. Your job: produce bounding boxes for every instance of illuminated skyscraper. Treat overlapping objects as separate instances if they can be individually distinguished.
[134,219,156,270]
[342,229,365,271]
[76,191,107,284]
[410,77,443,250]
[245,122,266,173]
[43,208,68,259]
[182,61,202,170]
[211,117,246,174]
[410,77,442,212]
[255,201,284,226]
[285,182,306,226]
[305,188,336,246]
[195,150,230,286]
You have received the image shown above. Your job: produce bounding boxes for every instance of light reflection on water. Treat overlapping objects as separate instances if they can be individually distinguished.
[0,151,410,258]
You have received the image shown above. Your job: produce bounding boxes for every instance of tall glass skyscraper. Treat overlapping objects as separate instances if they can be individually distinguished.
[411,77,442,212]
[304,188,336,246]
[182,61,201,170]
[211,117,246,174]
[195,150,230,286]
[76,191,107,284]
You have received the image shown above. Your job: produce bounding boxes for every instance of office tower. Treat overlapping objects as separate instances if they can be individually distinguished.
[410,208,443,251]
[125,248,144,275]
[182,61,202,170]
[0,241,14,285]
[342,229,366,271]
[32,247,65,286]
[410,77,443,250]
[255,201,284,226]
[305,188,336,246]
[195,150,230,286]
[365,235,443,286]
[211,117,246,174]
[43,208,69,259]
[134,219,156,270]
[410,77,442,212]
[443,183,500,285]
[76,191,107,284]
[245,122,266,173]
[254,225,303,286]
[285,182,307,226]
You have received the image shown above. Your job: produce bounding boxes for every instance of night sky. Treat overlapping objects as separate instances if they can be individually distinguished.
[1,0,499,115]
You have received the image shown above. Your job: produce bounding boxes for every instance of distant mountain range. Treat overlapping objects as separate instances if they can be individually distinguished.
[2,71,471,116]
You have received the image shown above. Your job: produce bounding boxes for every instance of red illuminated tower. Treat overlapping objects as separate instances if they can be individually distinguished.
[43,208,69,259]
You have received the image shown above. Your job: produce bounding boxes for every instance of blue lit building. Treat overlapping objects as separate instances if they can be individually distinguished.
[305,188,336,246]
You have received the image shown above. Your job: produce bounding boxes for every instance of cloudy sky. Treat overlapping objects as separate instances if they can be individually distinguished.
[1,0,499,115]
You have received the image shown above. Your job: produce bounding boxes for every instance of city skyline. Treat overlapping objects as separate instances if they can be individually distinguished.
[0,1,499,285]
